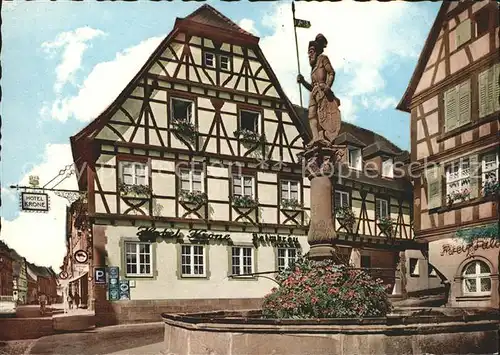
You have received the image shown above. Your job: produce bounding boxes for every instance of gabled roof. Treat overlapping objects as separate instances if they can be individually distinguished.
[396,2,450,112]
[185,4,255,37]
[71,4,308,178]
[293,105,404,154]
[26,262,54,278]
[334,132,366,148]
[362,141,399,158]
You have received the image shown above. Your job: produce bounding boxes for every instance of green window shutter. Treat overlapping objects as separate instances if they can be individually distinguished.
[456,19,471,48]
[478,69,488,118]
[486,65,495,116]
[444,86,458,132]
[494,63,500,112]
[469,154,480,199]
[458,80,471,126]
[426,166,442,210]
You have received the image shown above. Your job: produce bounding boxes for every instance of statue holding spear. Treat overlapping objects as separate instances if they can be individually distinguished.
[297,34,342,147]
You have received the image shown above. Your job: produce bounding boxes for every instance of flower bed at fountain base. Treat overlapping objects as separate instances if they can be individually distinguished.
[162,308,499,355]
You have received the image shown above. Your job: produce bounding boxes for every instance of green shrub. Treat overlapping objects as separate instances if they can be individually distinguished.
[262,258,392,319]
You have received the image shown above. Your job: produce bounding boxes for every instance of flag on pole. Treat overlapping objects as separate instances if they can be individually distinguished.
[294,19,311,29]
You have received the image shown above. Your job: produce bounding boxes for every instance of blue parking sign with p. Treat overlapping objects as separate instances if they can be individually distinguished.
[95,267,106,284]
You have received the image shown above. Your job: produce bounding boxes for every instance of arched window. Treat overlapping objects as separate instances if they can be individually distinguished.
[462,260,491,295]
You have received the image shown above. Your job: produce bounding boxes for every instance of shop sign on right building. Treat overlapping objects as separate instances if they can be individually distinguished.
[397,0,499,308]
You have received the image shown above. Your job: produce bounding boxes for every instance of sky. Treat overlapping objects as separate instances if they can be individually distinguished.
[0,0,441,271]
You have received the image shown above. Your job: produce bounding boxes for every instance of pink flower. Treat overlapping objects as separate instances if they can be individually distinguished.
[311,297,319,304]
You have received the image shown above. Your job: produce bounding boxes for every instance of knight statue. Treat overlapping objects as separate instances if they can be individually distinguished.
[297,34,341,147]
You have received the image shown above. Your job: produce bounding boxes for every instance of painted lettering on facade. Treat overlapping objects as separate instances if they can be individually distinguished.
[252,233,301,248]
[137,227,232,245]
[440,239,500,258]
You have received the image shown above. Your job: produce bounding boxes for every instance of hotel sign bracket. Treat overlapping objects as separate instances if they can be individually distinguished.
[10,173,87,212]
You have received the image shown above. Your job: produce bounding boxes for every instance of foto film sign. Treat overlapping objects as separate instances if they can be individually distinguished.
[20,192,49,212]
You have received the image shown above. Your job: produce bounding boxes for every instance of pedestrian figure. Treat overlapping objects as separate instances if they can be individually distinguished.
[68,290,74,310]
[74,291,81,309]
[38,292,47,316]
[63,285,70,313]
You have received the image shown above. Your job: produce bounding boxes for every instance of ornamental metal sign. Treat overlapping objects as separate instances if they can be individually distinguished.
[74,250,89,264]
[20,192,50,212]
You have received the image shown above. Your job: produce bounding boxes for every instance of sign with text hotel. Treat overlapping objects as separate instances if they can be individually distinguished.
[136,227,301,248]
[20,192,50,212]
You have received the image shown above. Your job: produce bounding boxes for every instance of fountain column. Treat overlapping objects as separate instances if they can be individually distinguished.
[301,142,343,261]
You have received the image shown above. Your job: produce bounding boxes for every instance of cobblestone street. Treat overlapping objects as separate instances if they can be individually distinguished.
[1,322,164,355]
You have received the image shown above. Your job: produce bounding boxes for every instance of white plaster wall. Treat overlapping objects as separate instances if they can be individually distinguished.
[104,226,309,300]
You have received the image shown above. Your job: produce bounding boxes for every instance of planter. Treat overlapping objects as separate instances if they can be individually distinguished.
[233,129,264,149]
[171,119,198,143]
[119,183,152,199]
[179,191,207,207]
[281,199,302,210]
[232,196,258,209]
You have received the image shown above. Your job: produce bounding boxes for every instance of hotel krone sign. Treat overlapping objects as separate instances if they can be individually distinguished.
[136,227,301,248]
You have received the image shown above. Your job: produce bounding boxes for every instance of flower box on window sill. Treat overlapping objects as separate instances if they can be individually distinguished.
[281,199,303,211]
[377,216,394,237]
[446,189,471,207]
[171,119,198,142]
[335,206,356,231]
[180,190,208,206]
[232,195,258,209]
[233,129,264,148]
[119,183,152,199]
[482,179,499,198]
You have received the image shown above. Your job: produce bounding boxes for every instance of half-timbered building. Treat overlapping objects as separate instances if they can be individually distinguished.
[398,0,499,308]
[69,4,312,325]
[295,106,442,299]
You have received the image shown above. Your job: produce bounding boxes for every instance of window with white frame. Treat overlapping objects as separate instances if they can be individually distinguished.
[375,198,389,219]
[180,245,206,277]
[277,248,299,271]
[382,157,394,178]
[180,169,203,193]
[482,152,499,183]
[334,190,349,209]
[348,147,362,170]
[231,247,254,276]
[171,97,194,123]
[281,180,299,201]
[446,158,470,198]
[204,52,215,68]
[233,175,254,198]
[239,110,260,133]
[462,260,491,295]
[125,242,152,277]
[219,55,230,70]
[121,161,147,186]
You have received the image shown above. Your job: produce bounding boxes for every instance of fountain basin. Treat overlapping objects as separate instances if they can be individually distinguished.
[162,308,499,355]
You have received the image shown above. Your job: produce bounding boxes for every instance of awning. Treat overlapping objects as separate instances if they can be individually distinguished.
[60,272,88,285]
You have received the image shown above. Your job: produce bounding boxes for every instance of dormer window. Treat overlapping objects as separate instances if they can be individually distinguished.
[348,147,362,170]
[382,157,394,178]
[239,110,260,133]
[219,55,230,71]
[171,97,194,123]
[204,52,215,68]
